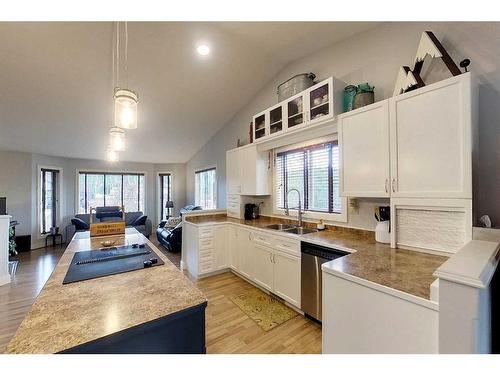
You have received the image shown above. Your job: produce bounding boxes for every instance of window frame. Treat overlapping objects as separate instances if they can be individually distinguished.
[157,171,173,221]
[194,166,217,210]
[272,136,347,223]
[75,169,147,214]
[37,165,64,237]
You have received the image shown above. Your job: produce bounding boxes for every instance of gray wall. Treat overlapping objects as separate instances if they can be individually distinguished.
[186,22,500,229]
[0,151,32,235]
[0,150,185,248]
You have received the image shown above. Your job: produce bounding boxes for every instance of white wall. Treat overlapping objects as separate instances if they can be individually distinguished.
[0,150,186,249]
[186,22,500,230]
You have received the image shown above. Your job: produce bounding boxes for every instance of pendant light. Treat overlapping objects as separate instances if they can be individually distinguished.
[114,22,138,130]
[109,126,126,151]
[106,146,119,162]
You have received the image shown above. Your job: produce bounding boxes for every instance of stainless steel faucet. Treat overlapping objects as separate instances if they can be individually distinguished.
[285,188,304,227]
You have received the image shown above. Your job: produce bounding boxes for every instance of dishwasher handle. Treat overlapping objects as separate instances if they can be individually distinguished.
[301,242,348,261]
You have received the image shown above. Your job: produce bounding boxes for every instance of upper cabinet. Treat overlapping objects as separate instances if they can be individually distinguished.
[339,73,474,199]
[389,73,473,199]
[226,148,241,194]
[306,77,334,125]
[339,100,390,197]
[226,144,271,196]
[253,77,341,143]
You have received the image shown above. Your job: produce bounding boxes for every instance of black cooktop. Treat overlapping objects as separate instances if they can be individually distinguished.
[62,243,164,284]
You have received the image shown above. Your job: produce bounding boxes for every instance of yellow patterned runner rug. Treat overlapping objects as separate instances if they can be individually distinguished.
[230,289,298,331]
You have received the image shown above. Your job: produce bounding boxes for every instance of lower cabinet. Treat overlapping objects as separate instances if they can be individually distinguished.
[252,242,274,291]
[273,251,301,307]
[247,233,301,308]
[237,227,253,280]
[184,222,301,309]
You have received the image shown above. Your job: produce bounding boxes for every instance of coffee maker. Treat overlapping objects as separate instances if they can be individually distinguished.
[244,203,260,220]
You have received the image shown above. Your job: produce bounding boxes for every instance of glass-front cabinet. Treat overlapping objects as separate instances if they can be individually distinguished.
[306,77,333,125]
[252,77,336,143]
[253,111,267,140]
[286,93,305,129]
[269,103,284,135]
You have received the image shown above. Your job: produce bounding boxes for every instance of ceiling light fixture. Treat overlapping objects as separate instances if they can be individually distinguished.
[106,146,119,162]
[197,44,210,56]
[109,126,126,151]
[114,22,138,130]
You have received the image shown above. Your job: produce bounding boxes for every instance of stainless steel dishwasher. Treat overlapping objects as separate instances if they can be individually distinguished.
[301,242,348,322]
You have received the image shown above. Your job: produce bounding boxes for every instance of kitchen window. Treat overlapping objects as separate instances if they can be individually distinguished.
[159,173,172,220]
[78,172,145,213]
[40,168,60,234]
[195,167,217,210]
[275,140,345,221]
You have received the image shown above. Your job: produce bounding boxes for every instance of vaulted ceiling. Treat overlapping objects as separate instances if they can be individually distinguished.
[0,22,380,163]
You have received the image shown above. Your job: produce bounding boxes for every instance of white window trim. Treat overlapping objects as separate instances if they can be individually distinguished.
[272,135,348,223]
[195,165,218,210]
[74,168,148,215]
[37,165,64,239]
[156,171,174,223]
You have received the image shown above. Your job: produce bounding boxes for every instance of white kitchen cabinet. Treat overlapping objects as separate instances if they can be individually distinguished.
[273,250,301,307]
[338,100,390,197]
[237,227,253,279]
[389,73,473,198]
[251,242,274,290]
[253,110,268,141]
[338,73,474,200]
[226,194,242,219]
[305,77,334,126]
[182,222,228,278]
[213,225,228,271]
[227,225,238,270]
[239,145,271,196]
[226,148,241,194]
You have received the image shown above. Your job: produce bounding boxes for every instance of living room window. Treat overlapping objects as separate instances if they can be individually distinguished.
[159,173,172,220]
[274,139,345,221]
[78,172,145,213]
[40,168,60,234]
[195,167,217,210]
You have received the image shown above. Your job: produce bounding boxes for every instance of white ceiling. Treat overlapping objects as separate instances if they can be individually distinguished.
[0,22,380,163]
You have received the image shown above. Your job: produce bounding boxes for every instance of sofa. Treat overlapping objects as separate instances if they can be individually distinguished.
[65,211,152,242]
[156,205,202,253]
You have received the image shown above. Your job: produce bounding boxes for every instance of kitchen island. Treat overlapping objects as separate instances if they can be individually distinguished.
[5,228,207,354]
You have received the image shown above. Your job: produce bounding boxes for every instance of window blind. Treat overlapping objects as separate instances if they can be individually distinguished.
[275,141,341,214]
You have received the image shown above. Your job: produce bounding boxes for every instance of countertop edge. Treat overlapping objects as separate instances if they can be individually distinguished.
[433,240,500,288]
[321,265,439,311]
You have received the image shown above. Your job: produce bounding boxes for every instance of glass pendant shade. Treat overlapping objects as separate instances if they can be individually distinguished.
[109,126,126,151]
[106,146,119,162]
[114,88,138,129]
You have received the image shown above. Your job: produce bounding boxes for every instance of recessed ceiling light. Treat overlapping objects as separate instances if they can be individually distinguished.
[197,44,210,56]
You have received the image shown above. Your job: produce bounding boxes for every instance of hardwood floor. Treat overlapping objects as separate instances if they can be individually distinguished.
[195,272,321,354]
[0,245,321,354]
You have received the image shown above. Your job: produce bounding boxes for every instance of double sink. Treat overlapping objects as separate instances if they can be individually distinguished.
[264,223,318,235]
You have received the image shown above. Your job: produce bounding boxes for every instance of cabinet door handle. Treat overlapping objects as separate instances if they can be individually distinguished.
[273,254,276,263]
[392,178,396,193]
[269,253,273,263]
[385,179,389,194]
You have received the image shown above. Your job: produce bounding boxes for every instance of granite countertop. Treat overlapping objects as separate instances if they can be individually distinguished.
[186,214,448,301]
[5,228,206,354]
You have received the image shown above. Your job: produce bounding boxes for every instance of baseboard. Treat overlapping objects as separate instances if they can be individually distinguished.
[0,273,11,286]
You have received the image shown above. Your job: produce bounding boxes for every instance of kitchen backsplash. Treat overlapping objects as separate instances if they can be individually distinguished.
[242,195,389,232]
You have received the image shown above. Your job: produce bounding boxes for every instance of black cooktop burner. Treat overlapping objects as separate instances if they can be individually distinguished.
[62,243,164,284]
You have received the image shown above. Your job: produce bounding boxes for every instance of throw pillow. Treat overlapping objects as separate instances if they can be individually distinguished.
[132,214,148,226]
[167,216,182,226]
[71,218,89,230]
